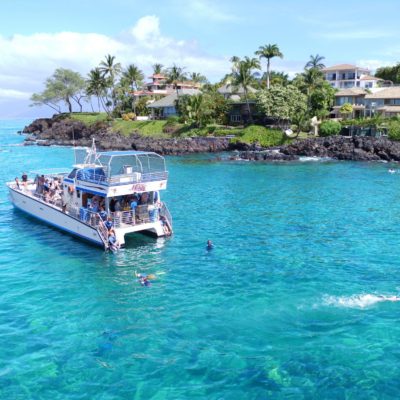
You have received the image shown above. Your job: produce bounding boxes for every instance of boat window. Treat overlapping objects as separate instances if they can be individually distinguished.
[77,190,81,198]
[68,168,78,179]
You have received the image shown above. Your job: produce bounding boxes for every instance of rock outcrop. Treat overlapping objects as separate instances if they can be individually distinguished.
[23,117,241,155]
[23,117,400,162]
[239,136,400,162]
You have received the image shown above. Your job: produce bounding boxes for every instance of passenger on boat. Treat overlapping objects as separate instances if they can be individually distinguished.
[21,172,28,187]
[90,196,100,212]
[99,206,108,221]
[130,196,138,212]
[114,197,122,212]
[139,192,149,205]
[43,179,50,193]
[105,216,114,232]
[108,232,120,252]
[160,216,171,236]
[38,175,45,193]
[14,177,20,189]
[109,198,116,213]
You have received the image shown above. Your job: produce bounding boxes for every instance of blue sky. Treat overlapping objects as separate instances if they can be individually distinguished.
[1,0,399,118]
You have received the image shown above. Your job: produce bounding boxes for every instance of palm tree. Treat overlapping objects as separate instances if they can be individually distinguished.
[166,64,187,98]
[86,68,110,114]
[99,54,122,108]
[122,64,144,91]
[231,56,260,123]
[152,63,164,75]
[189,72,208,85]
[305,54,326,70]
[255,44,283,89]
[121,64,144,114]
[262,71,289,87]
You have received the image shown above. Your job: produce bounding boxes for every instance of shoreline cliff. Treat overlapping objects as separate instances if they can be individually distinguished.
[23,116,400,162]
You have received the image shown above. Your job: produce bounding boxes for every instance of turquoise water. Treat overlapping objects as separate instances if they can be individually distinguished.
[1,120,400,399]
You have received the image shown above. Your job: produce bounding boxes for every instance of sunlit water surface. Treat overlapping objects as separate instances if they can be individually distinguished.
[1,120,400,399]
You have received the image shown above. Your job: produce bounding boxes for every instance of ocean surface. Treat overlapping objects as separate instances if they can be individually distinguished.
[1,120,400,399]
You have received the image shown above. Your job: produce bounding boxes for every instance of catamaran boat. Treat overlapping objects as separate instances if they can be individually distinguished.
[7,141,173,250]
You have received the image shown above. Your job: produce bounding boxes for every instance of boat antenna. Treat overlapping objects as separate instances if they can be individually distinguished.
[84,137,98,165]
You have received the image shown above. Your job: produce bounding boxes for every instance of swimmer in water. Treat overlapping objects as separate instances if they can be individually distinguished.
[135,271,152,286]
[206,240,214,251]
[388,169,396,174]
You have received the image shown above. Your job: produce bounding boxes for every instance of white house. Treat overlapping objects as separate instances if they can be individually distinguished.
[322,64,383,89]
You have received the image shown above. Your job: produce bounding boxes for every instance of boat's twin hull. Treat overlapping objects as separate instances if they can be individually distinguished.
[9,188,104,247]
[8,188,167,248]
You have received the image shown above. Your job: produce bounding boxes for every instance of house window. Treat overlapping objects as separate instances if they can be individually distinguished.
[230,115,242,123]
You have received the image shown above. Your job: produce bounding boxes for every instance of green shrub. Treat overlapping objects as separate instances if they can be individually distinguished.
[166,116,180,124]
[230,125,288,147]
[319,120,342,136]
[389,120,400,141]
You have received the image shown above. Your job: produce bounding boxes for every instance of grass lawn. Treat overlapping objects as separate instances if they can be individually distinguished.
[70,112,108,125]
[111,120,168,137]
[68,113,311,145]
[69,113,168,137]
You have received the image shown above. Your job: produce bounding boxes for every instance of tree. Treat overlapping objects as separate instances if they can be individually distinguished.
[152,63,164,75]
[339,102,353,119]
[308,81,336,119]
[166,64,187,98]
[177,94,205,127]
[122,64,144,91]
[305,54,326,70]
[261,70,289,87]
[375,63,400,84]
[99,54,122,108]
[31,68,86,113]
[30,90,62,114]
[257,85,307,127]
[201,84,229,124]
[86,68,111,114]
[292,67,333,118]
[121,64,145,114]
[189,72,208,85]
[230,56,260,123]
[255,44,283,89]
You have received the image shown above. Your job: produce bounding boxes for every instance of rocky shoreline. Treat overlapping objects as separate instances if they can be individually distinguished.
[22,117,245,155]
[239,136,400,162]
[23,117,400,162]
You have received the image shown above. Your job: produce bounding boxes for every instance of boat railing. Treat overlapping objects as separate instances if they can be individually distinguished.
[67,205,109,248]
[76,170,168,186]
[110,210,136,227]
[110,204,162,227]
[33,191,63,209]
[160,202,173,227]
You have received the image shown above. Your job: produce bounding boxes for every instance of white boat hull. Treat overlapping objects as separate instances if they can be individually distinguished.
[8,187,104,247]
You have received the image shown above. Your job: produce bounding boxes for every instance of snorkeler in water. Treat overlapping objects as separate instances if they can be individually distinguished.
[206,240,214,251]
[135,271,155,287]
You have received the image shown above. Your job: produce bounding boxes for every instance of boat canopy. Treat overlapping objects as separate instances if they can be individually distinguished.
[97,151,166,177]
[75,150,168,186]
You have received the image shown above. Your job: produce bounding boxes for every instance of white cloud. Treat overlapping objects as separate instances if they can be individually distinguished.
[0,88,31,100]
[357,59,395,72]
[0,16,231,117]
